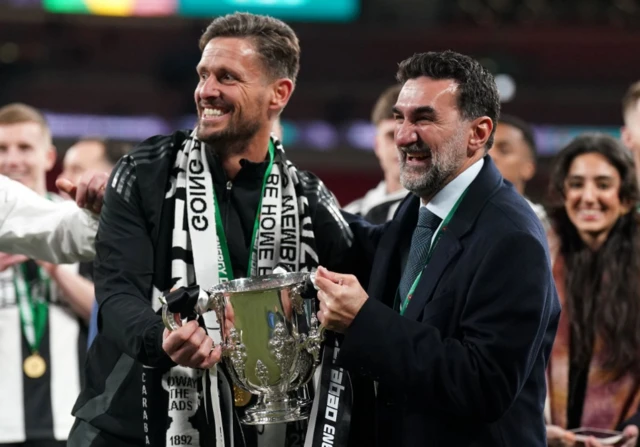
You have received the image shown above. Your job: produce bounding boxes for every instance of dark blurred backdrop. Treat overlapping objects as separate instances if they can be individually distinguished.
[1,0,639,204]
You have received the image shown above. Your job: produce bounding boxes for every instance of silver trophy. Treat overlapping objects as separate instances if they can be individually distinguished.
[161,272,323,425]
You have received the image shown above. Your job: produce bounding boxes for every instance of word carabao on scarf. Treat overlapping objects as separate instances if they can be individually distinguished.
[322,340,346,446]
[306,336,351,447]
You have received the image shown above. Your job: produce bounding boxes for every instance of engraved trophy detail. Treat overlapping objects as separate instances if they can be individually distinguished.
[161,272,323,425]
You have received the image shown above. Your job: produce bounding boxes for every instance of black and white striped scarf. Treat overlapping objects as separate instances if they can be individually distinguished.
[158,130,320,447]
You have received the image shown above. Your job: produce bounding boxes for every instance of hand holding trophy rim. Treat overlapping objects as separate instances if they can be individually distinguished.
[160,270,324,425]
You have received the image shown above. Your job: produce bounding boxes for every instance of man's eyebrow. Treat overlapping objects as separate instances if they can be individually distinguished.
[392,105,437,118]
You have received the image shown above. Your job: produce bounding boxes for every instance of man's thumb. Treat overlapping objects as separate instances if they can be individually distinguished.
[56,178,76,196]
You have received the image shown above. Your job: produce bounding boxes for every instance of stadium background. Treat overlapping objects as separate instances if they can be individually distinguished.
[1,0,638,205]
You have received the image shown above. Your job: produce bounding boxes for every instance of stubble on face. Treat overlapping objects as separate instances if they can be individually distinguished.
[399,127,467,200]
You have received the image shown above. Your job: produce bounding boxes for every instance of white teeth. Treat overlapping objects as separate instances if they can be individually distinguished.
[203,108,225,117]
[578,210,603,218]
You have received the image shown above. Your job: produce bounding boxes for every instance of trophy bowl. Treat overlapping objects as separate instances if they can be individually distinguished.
[207,272,323,425]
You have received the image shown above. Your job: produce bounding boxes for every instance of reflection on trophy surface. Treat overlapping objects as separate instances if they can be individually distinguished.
[162,272,323,425]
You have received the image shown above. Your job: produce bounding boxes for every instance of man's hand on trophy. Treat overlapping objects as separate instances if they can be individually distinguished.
[162,320,222,369]
[315,266,368,334]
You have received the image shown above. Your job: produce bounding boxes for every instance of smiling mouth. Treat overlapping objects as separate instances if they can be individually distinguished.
[577,210,604,220]
[401,150,431,163]
[5,172,27,180]
[201,107,230,119]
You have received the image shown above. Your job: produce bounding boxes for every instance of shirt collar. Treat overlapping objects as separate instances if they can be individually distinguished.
[422,158,484,220]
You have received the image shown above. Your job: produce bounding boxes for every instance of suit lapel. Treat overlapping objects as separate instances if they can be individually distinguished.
[403,231,461,320]
[402,156,504,320]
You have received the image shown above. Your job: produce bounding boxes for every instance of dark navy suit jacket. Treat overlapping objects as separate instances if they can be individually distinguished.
[339,156,560,447]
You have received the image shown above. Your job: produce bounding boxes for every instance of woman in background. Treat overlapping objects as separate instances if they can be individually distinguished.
[545,133,640,447]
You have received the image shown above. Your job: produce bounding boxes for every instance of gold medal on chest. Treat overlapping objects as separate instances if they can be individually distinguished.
[23,353,47,379]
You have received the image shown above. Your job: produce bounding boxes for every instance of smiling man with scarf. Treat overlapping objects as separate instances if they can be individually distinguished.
[68,13,354,447]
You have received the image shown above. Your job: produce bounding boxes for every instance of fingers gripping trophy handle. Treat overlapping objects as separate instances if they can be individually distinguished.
[301,271,325,362]
[159,295,183,332]
[308,271,327,337]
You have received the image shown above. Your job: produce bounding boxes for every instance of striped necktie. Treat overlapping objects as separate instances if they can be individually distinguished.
[398,207,442,304]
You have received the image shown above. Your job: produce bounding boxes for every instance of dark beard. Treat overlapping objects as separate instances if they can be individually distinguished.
[401,160,450,198]
[197,118,261,158]
[398,142,458,200]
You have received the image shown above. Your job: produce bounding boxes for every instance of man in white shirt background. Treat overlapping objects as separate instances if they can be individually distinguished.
[0,175,99,266]
[0,103,93,447]
[344,84,408,223]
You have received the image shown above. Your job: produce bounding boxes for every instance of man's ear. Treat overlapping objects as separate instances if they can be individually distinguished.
[521,159,536,182]
[269,78,294,114]
[468,116,493,154]
[44,145,57,172]
[622,126,632,149]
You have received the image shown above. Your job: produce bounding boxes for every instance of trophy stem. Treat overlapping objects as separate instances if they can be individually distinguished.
[241,393,312,425]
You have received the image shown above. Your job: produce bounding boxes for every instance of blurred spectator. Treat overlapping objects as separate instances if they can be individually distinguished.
[0,174,99,264]
[0,103,92,447]
[57,137,131,347]
[57,137,130,199]
[489,114,549,229]
[622,81,640,185]
[545,133,640,447]
[344,84,408,223]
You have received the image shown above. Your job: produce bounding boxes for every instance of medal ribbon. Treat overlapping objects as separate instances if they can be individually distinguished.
[14,262,49,354]
[212,141,275,282]
[399,188,468,316]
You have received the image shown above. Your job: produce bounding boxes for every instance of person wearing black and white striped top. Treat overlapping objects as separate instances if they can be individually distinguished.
[0,104,93,447]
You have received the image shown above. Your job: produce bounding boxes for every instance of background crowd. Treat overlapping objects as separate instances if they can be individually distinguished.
[1,1,640,446]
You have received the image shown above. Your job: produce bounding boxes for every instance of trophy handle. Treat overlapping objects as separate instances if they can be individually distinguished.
[209,290,235,357]
[301,312,325,363]
[161,303,182,332]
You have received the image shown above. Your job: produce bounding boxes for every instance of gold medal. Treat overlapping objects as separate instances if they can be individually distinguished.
[233,384,252,407]
[23,353,46,379]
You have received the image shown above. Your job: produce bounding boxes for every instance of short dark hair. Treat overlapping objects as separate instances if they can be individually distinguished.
[371,84,402,125]
[396,50,500,148]
[74,137,132,167]
[199,13,300,83]
[499,114,537,158]
[622,81,640,120]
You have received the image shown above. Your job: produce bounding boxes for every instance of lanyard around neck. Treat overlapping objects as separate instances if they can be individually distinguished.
[212,142,275,282]
[14,263,49,353]
[399,189,468,316]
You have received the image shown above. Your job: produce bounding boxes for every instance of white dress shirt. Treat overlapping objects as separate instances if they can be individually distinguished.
[422,158,484,247]
[0,175,97,263]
